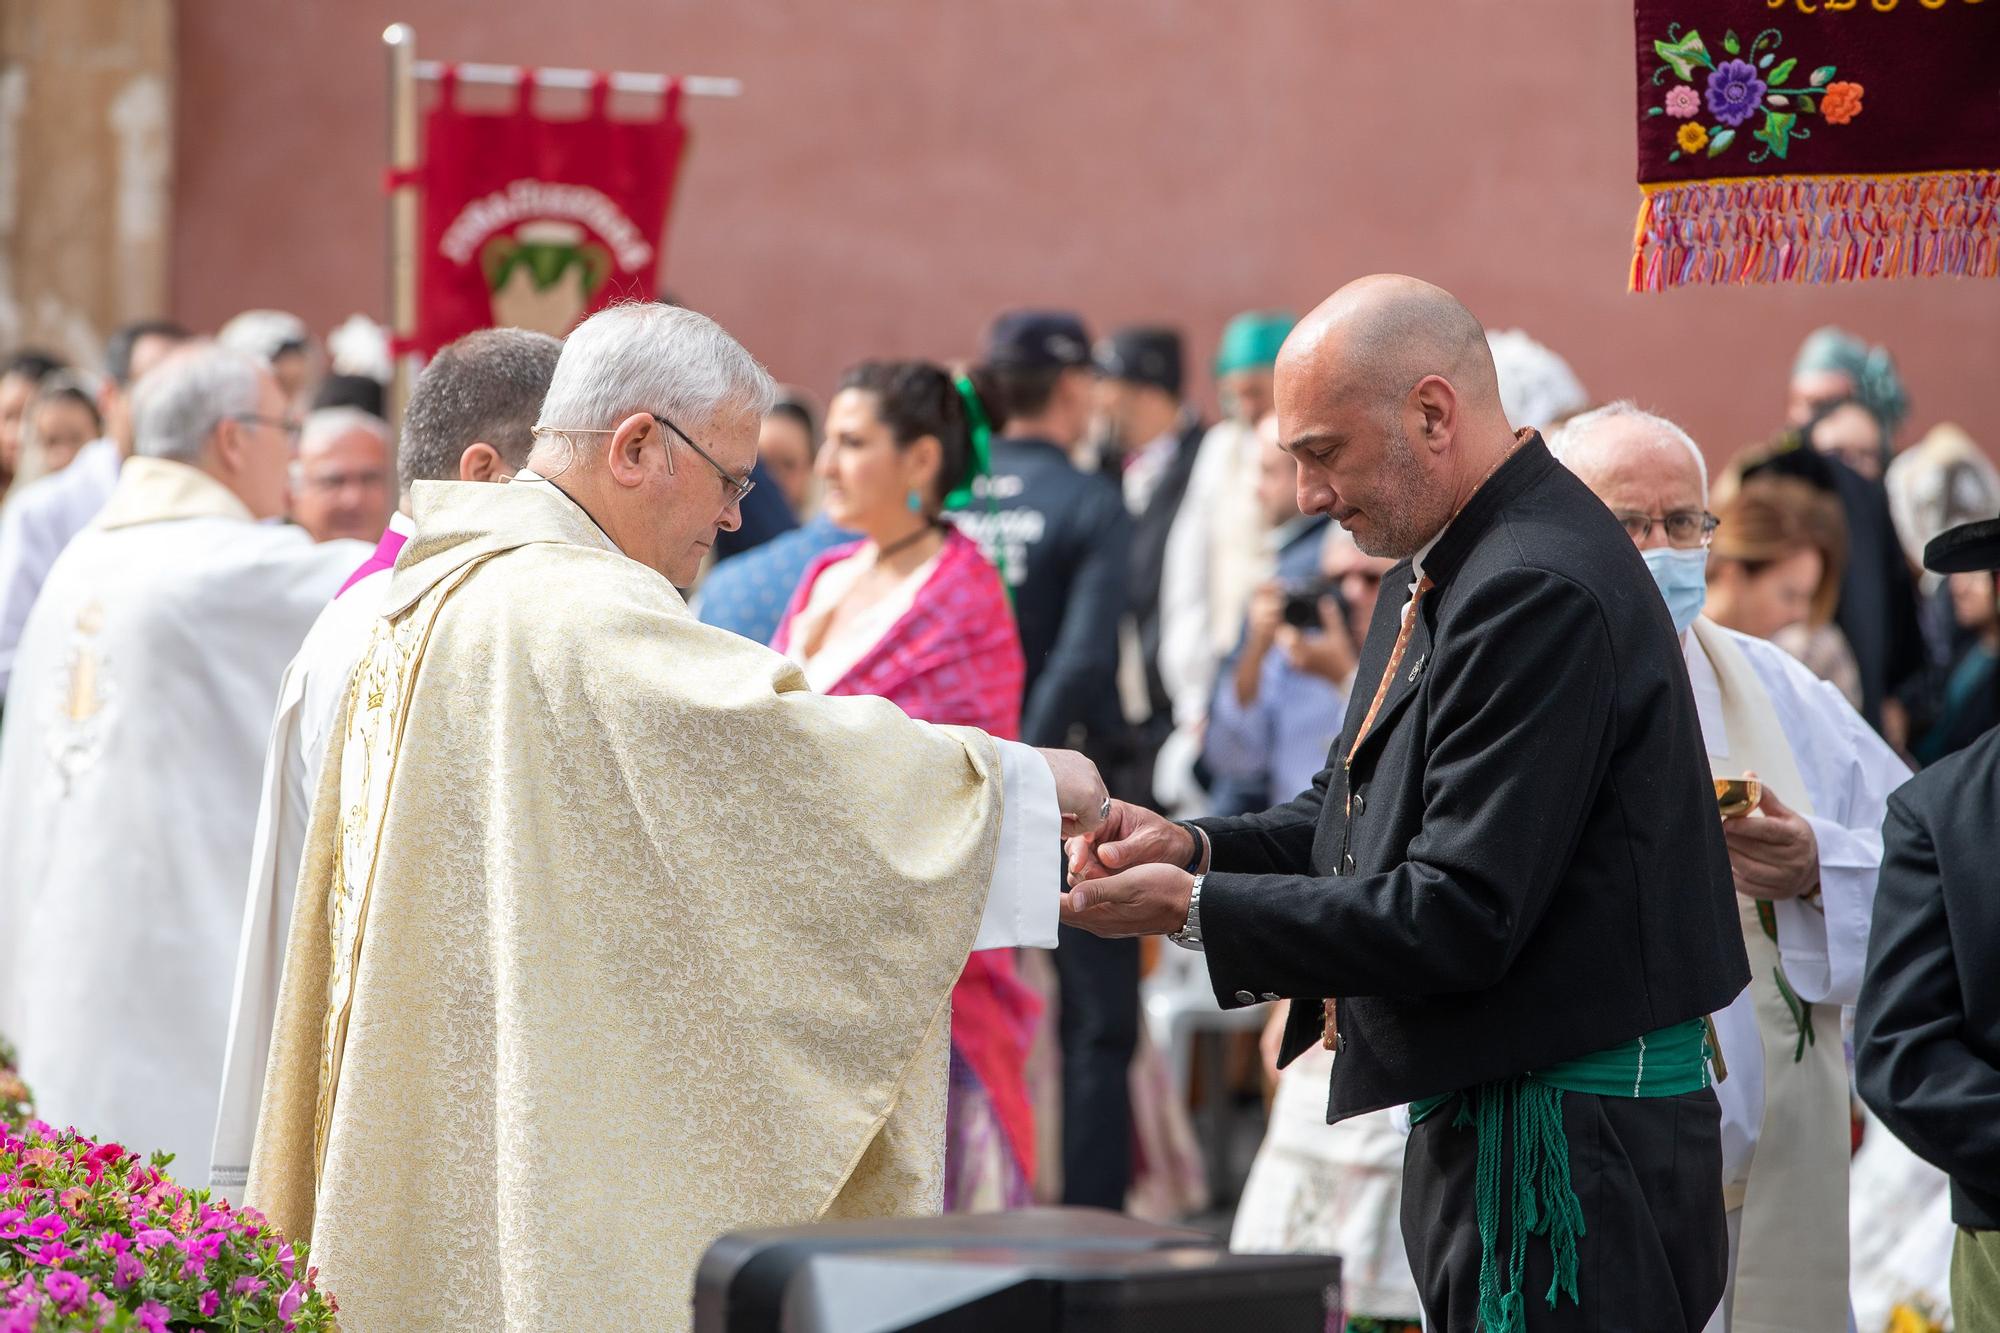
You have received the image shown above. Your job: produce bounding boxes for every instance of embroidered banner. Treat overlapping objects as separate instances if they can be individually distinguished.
[1631,1,2000,291]
[412,69,687,354]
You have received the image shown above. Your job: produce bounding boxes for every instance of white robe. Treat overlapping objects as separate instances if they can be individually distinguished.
[0,456,366,1185]
[0,437,122,696]
[210,516,406,1197]
[209,483,1062,1198]
[1686,621,1909,1333]
[1154,417,1271,730]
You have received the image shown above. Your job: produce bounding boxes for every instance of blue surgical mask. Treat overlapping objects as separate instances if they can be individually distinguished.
[1641,546,1709,636]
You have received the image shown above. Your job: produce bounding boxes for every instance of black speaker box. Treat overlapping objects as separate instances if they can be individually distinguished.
[693,1208,1341,1333]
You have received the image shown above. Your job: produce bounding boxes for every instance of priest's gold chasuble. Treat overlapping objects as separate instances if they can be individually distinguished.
[247,476,1005,1332]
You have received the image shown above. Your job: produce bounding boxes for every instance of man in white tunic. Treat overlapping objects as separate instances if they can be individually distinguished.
[0,343,366,1182]
[246,304,1108,1332]
[211,328,562,1198]
[1552,403,1910,1333]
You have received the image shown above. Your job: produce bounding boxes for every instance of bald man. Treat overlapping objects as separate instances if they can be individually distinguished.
[1067,276,1749,1331]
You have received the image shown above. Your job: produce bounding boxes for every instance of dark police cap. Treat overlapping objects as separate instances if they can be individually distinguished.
[984,310,1093,371]
[1094,327,1184,398]
[1923,515,2000,574]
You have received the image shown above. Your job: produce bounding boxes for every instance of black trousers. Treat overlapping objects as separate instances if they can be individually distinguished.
[1054,923,1139,1208]
[1402,1087,1728,1332]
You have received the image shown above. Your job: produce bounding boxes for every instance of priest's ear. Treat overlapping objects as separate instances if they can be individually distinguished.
[457,442,508,483]
[606,411,662,491]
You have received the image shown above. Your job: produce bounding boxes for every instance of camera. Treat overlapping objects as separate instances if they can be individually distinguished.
[1281,578,1341,630]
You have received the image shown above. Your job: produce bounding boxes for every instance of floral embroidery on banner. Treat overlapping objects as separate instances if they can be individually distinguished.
[1648,24,1865,165]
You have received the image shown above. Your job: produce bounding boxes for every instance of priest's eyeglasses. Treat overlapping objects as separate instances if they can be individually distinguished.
[536,413,755,506]
[1614,509,1720,548]
[650,412,757,505]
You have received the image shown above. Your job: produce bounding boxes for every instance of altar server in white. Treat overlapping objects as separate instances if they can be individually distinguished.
[1554,402,1909,1333]
[0,343,366,1182]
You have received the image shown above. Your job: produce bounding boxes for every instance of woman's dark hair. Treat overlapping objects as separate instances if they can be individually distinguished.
[2,349,64,384]
[767,395,817,458]
[837,360,979,512]
[35,379,104,438]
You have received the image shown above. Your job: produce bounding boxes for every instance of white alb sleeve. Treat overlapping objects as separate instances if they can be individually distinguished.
[973,738,1062,950]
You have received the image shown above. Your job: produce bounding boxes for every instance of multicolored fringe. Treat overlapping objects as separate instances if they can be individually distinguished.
[1631,169,2000,291]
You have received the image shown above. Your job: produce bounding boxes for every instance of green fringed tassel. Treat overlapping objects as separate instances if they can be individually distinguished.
[1773,966,1816,1062]
[1453,1081,1588,1333]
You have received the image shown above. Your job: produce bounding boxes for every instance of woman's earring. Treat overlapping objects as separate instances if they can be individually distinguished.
[907,489,923,513]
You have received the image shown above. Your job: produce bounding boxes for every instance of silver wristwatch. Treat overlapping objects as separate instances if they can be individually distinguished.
[1169,872,1205,952]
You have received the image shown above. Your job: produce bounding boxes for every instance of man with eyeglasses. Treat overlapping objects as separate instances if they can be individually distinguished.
[0,342,367,1197]
[290,407,395,545]
[242,303,1113,1333]
[1551,401,1909,1333]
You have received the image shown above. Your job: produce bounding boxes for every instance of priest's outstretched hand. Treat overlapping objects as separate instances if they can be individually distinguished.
[1038,747,1112,837]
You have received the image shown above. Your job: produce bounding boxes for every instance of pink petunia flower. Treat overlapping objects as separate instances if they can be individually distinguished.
[30,1240,77,1266]
[131,1228,175,1250]
[112,1252,145,1290]
[1664,85,1700,118]
[0,1208,24,1239]
[232,1275,269,1299]
[22,1214,68,1241]
[198,1289,220,1318]
[96,1232,131,1255]
[40,1271,87,1315]
[278,1281,306,1318]
[134,1301,170,1333]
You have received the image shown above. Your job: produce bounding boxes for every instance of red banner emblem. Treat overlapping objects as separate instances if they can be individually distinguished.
[414,68,687,353]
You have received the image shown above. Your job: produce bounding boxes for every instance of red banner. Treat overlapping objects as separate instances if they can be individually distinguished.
[413,68,687,354]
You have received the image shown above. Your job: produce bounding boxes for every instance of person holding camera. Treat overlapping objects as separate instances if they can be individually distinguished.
[1202,416,1393,815]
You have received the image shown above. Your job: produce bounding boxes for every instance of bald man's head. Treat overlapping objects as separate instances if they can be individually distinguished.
[1275,275,1516,558]
[1281,275,1501,418]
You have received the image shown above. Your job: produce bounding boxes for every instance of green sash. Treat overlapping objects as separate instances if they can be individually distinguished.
[1409,1019,1712,1333]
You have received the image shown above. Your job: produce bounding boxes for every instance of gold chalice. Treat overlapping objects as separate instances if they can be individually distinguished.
[1714,776,1762,820]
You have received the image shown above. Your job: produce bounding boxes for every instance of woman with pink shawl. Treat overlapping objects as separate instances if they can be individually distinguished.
[774,360,1038,1209]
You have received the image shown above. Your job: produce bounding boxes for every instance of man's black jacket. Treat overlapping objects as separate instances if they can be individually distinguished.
[1856,725,2000,1229]
[1191,435,1750,1120]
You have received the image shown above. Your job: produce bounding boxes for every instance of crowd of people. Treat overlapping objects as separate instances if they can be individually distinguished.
[0,282,1993,1333]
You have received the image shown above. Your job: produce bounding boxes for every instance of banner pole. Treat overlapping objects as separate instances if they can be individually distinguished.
[383,23,420,428]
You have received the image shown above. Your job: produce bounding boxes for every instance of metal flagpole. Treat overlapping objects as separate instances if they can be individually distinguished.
[383,23,420,428]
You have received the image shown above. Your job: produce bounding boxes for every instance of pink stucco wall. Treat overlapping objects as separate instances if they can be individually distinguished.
[173,1,1997,461]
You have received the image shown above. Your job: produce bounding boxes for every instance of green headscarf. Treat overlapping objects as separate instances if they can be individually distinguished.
[1792,326,1909,434]
[1214,310,1296,378]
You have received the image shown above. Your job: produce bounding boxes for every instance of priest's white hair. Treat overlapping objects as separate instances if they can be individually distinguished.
[131,342,263,464]
[300,406,390,456]
[535,304,776,442]
[1548,400,1709,507]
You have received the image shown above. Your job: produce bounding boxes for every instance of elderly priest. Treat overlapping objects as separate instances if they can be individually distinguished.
[245,303,1107,1333]
[1065,277,1750,1332]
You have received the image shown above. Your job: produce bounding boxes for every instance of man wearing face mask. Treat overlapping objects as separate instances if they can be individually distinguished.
[1552,402,1910,1333]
